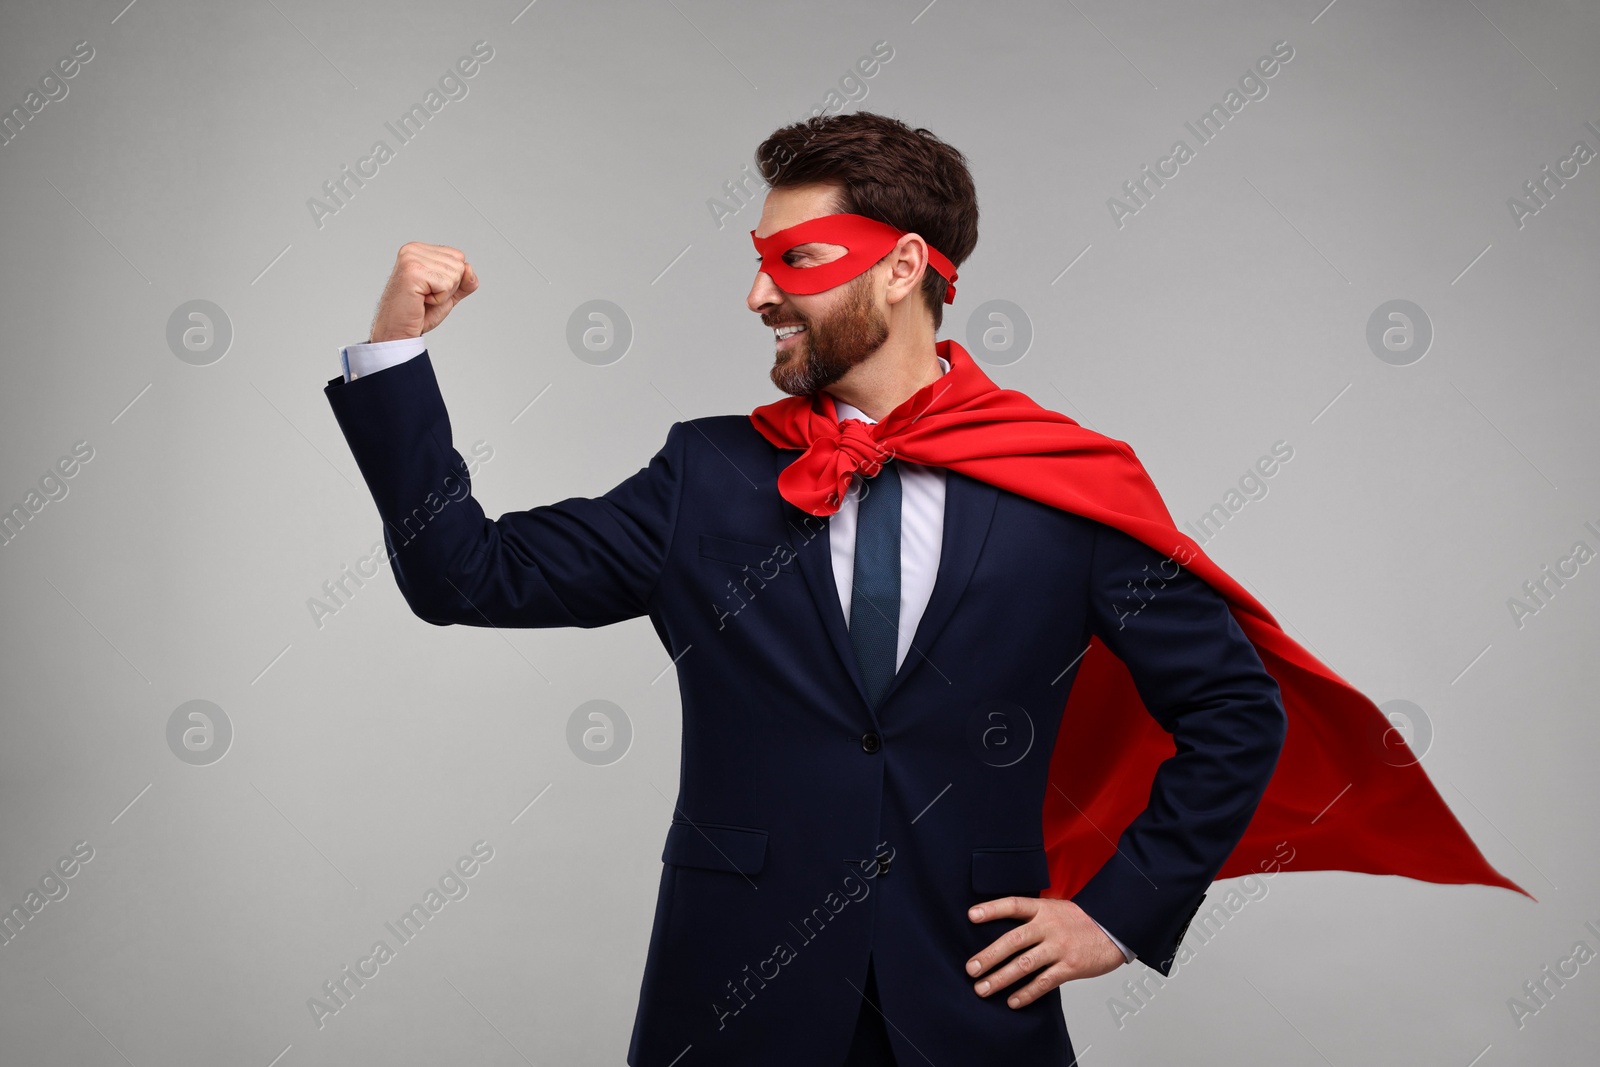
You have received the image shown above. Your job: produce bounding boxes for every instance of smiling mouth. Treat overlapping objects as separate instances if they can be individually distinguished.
[773,323,807,350]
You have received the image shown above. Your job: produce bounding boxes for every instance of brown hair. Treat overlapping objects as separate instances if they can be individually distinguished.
[754,112,978,332]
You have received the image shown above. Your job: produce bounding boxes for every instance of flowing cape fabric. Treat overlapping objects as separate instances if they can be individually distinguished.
[748,339,1530,902]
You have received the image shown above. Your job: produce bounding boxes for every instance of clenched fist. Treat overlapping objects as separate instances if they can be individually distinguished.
[369,242,480,343]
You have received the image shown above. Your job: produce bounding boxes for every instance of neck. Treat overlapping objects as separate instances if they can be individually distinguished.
[824,317,942,422]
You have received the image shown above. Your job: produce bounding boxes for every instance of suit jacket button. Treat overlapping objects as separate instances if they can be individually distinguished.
[860,732,881,753]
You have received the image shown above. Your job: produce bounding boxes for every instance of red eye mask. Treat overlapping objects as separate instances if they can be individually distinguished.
[750,213,958,303]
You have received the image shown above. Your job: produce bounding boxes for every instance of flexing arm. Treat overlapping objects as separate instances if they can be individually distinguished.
[324,243,685,629]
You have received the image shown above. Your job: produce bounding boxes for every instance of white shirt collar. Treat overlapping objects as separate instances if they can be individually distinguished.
[831,355,950,425]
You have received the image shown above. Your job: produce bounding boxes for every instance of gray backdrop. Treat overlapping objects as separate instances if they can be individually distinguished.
[2,0,1596,1063]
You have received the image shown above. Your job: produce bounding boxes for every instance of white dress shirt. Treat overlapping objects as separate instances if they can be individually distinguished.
[336,338,1134,964]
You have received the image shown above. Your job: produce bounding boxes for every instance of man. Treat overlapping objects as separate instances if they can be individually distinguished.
[325,113,1288,1064]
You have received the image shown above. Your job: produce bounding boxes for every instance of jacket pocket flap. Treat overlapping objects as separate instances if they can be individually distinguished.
[663,820,768,874]
[971,846,1050,897]
[698,533,796,572]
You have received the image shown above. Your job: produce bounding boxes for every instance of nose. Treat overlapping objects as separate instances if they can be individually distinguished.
[747,269,785,316]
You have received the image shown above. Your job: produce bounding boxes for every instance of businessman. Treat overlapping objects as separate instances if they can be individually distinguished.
[325,112,1289,1065]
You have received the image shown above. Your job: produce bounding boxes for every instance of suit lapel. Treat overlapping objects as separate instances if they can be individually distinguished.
[774,447,1000,716]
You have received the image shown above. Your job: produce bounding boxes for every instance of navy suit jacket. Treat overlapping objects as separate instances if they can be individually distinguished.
[325,352,1287,1066]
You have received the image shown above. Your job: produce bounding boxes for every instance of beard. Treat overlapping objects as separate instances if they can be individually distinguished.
[768,273,890,397]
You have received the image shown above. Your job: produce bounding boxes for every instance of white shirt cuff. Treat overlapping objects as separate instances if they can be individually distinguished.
[340,336,427,382]
[1093,919,1136,963]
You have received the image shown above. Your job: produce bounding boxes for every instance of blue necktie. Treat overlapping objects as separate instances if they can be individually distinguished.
[849,460,901,709]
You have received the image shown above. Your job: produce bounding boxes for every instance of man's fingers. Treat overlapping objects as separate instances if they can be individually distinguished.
[410,260,467,300]
[967,896,1036,924]
[1002,962,1074,1009]
[970,940,1058,1001]
[397,241,468,268]
[965,897,1041,979]
[402,254,474,329]
[396,244,466,283]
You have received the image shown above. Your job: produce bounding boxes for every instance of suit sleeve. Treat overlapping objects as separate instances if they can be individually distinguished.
[1068,521,1287,975]
[324,350,685,628]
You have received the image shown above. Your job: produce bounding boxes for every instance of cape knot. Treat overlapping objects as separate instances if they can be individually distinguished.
[835,419,890,479]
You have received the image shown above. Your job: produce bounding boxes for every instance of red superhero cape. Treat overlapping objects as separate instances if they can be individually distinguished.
[749,338,1531,902]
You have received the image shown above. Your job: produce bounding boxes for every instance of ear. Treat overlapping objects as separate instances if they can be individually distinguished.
[882,233,931,307]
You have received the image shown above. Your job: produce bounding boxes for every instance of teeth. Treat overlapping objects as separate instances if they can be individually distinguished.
[775,324,806,339]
